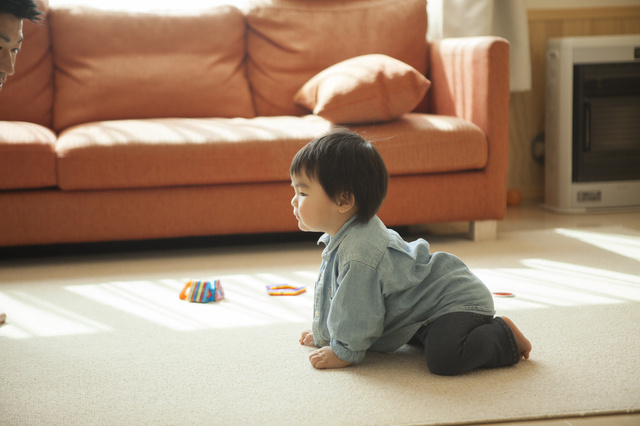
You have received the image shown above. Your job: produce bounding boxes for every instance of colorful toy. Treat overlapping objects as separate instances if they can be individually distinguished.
[492,292,515,298]
[266,284,306,296]
[180,280,225,303]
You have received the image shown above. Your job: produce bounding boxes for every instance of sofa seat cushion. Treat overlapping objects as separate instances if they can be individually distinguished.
[55,116,333,191]
[350,113,487,176]
[245,0,428,117]
[0,122,58,190]
[49,5,255,132]
[55,114,487,191]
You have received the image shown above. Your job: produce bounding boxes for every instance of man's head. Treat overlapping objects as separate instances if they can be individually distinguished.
[290,128,389,226]
[0,0,42,92]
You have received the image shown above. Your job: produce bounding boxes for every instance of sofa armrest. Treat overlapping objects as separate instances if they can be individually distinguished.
[429,36,510,216]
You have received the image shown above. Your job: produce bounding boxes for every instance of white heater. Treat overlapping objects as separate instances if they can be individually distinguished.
[543,34,640,213]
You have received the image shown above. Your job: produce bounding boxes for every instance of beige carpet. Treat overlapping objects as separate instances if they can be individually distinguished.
[1,225,639,425]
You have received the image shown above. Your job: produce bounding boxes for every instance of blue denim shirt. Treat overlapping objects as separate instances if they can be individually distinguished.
[311,215,495,364]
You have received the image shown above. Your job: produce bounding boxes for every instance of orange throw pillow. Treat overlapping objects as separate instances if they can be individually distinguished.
[294,54,431,125]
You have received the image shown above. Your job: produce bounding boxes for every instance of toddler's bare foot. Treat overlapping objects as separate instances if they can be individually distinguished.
[501,316,532,360]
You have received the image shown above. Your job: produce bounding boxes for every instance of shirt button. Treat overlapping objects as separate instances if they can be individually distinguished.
[315,310,319,317]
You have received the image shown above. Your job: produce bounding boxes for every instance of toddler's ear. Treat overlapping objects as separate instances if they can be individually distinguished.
[337,192,356,213]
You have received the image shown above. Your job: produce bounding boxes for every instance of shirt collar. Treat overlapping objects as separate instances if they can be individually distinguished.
[318,215,359,260]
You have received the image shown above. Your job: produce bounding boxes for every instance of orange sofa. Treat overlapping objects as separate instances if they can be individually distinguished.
[0,0,510,247]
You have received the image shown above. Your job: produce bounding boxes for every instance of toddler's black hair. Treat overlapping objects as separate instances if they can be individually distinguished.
[290,128,388,225]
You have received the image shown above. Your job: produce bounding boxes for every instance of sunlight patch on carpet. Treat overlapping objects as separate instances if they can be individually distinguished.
[3,259,638,339]
[0,291,112,339]
[476,259,640,311]
[555,228,640,262]
[2,228,638,340]
[1,272,316,339]
[61,272,315,333]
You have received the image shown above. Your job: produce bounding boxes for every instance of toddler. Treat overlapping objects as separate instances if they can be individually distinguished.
[290,128,531,375]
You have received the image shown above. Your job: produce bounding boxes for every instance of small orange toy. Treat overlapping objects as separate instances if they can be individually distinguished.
[507,188,523,207]
[266,284,306,296]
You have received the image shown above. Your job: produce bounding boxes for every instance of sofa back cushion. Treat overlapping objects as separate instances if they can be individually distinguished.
[49,5,255,132]
[0,0,54,128]
[244,0,428,117]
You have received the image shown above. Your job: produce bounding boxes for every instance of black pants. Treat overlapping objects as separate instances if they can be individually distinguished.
[412,312,520,376]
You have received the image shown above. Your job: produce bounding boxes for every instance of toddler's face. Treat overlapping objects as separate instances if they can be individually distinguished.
[290,172,344,236]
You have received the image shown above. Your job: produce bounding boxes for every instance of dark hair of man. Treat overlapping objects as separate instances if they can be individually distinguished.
[0,0,42,22]
[290,128,389,225]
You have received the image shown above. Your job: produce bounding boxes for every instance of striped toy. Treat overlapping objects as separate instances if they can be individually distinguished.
[179,280,225,303]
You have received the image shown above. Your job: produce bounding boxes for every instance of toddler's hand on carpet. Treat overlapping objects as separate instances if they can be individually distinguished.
[300,329,315,346]
[309,346,353,369]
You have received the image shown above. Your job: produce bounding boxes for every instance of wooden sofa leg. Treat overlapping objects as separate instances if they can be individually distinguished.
[469,220,497,241]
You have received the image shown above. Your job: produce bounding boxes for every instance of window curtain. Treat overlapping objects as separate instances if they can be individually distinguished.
[427,0,532,92]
